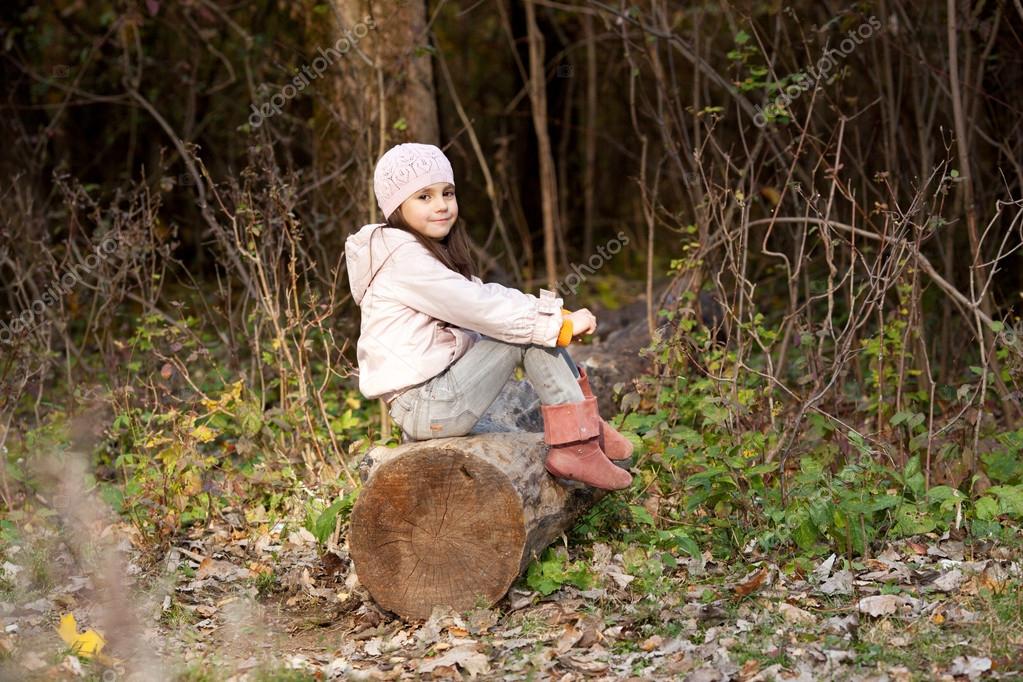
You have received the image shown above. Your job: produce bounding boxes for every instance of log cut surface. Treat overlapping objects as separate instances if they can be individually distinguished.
[350,432,610,620]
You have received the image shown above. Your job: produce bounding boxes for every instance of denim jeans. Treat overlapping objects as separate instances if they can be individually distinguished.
[387,336,585,441]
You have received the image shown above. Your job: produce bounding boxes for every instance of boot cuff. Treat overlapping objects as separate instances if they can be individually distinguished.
[541,396,600,445]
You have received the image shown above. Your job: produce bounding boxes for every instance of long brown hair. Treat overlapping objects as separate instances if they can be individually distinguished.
[381,205,478,280]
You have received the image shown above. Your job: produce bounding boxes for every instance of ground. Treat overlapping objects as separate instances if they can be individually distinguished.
[1,509,1021,681]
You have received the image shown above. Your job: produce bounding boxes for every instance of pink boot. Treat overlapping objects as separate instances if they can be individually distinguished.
[575,365,634,461]
[540,398,632,490]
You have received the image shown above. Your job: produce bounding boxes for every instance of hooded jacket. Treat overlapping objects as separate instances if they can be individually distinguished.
[344,223,567,402]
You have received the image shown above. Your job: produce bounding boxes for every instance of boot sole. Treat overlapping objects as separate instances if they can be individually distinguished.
[544,460,632,491]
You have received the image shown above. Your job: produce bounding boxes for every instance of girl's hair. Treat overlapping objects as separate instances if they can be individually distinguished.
[382,205,478,280]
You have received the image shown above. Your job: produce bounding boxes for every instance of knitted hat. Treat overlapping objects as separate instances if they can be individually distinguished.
[373,143,455,220]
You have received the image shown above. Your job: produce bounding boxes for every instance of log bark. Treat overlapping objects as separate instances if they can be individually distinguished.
[350,432,607,620]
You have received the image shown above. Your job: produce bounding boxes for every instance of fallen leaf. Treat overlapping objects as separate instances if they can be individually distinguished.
[195,604,218,618]
[979,565,1007,593]
[56,613,105,658]
[930,568,965,593]
[576,619,602,648]
[777,602,816,625]
[823,614,858,636]
[811,553,837,583]
[196,557,250,581]
[466,607,499,635]
[554,624,583,654]
[606,569,635,589]
[286,528,317,547]
[559,651,609,673]
[819,569,853,596]
[640,634,664,651]
[949,655,992,680]
[418,644,489,678]
[59,655,83,676]
[734,567,769,598]
[857,594,918,618]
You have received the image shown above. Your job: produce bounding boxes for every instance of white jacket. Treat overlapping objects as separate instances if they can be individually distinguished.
[344,223,566,402]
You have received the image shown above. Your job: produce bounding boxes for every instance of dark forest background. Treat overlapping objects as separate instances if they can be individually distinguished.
[2,0,1023,565]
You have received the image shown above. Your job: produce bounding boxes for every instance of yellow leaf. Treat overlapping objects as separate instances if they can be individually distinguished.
[191,425,216,443]
[201,380,244,414]
[345,396,362,410]
[760,186,781,207]
[144,435,172,449]
[57,613,106,658]
[226,380,243,402]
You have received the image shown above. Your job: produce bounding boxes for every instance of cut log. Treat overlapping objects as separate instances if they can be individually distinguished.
[350,432,610,620]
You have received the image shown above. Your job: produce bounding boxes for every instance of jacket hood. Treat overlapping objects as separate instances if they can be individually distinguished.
[345,223,417,305]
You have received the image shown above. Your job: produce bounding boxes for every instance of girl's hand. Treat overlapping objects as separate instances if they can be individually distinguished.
[565,308,597,337]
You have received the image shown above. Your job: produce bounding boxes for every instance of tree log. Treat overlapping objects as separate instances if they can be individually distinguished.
[350,432,609,620]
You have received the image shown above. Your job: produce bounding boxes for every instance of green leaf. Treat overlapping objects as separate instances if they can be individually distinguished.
[981,449,1023,484]
[309,491,357,544]
[890,411,912,426]
[526,561,561,596]
[792,517,819,550]
[630,504,656,526]
[669,532,702,559]
[975,495,999,521]
[525,550,592,596]
[987,485,1023,517]
[893,502,937,536]
[745,462,777,477]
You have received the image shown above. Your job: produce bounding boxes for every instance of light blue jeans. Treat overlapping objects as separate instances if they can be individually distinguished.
[388,336,585,441]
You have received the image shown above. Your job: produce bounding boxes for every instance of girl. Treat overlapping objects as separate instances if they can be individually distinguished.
[345,143,632,490]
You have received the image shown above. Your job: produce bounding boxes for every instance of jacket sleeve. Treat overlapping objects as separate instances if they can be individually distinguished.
[375,242,565,346]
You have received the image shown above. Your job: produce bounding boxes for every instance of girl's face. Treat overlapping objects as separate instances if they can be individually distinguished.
[398,182,458,240]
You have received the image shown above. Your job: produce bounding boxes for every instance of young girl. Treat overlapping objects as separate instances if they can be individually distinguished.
[345,143,632,490]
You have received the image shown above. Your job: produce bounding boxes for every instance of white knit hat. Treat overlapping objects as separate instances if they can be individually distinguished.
[373,143,455,220]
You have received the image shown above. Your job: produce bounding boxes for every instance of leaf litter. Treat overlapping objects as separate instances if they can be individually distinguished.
[1,516,1021,679]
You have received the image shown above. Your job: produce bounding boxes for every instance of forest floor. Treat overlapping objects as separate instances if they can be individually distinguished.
[1,507,1021,681]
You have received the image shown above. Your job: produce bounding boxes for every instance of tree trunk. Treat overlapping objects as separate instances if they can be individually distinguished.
[310,0,440,229]
[349,432,607,620]
[525,0,561,290]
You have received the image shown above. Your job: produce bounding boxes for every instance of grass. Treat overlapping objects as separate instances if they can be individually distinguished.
[160,600,200,628]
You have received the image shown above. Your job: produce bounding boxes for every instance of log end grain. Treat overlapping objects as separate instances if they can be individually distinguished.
[350,444,526,620]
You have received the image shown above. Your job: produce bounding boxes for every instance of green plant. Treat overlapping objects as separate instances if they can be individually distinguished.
[524,548,593,596]
[254,570,280,598]
[303,489,358,545]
